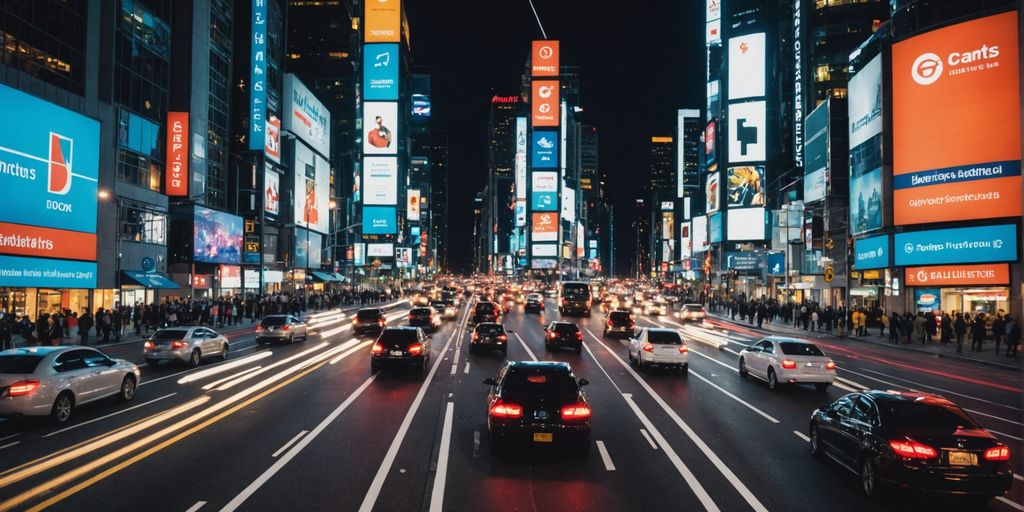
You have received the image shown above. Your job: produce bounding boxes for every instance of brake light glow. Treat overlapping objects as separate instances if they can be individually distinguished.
[489,401,523,419]
[781,359,797,369]
[472,333,480,341]
[171,341,187,349]
[281,325,290,332]
[497,335,507,341]
[378,319,385,325]
[825,360,836,370]
[642,343,653,352]
[679,345,689,353]
[255,325,263,333]
[8,380,40,397]
[144,340,155,350]
[408,343,424,356]
[547,332,557,339]
[561,403,592,421]
[889,439,938,459]
[575,332,583,341]
[984,445,1010,461]
[371,342,384,355]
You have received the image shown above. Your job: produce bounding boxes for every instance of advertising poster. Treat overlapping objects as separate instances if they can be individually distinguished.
[364,43,399,101]
[293,142,330,233]
[395,247,412,268]
[353,243,365,266]
[692,216,709,252]
[531,244,557,257]
[727,207,766,241]
[219,265,241,288]
[853,234,889,270]
[728,33,766,100]
[265,115,281,163]
[531,258,557,270]
[892,11,1021,226]
[531,130,558,168]
[848,55,882,149]
[284,75,331,157]
[515,200,526,227]
[249,0,266,150]
[0,255,96,288]
[364,0,400,43]
[894,223,1017,266]
[367,243,394,258]
[706,81,720,122]
[264,170,280,215]
[531,171,558,212]
[166,112,188,196]
[767,252,785,275]
[728,101,766,163]
[726,166,765,207]
[904,263,1010,286]
[803,101,829,203]
[532,212,557,242]
[704,120,717,172]
[705,172,720,213]
[515,117,527,199]
[661,211,674,240]
[708,212,723,243]
[850,166,882,235]
[531,40,560,76]
[407,189,421,221]
[531,80,560,127]
[363,102,398,155]
[194,206,243,264]
[411,94,431,119]
[362,206,397,235]
[363,157,398,205]
[914,288,941,313]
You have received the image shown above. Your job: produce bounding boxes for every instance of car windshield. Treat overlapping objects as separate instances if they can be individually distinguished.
[648,331,682,345]
[357,310,382,320]
[411,308,431,316]
[503,368,579,396]
[378,330,418,343]
[261,317,287,326]
[476,324,505,335]
[152,330,189,340]
[779,342,824,356]
[609,312,631,323]
[881,400,980,431]
[0,355,44,374]
[553,323,579,333]
[475,303,496,313]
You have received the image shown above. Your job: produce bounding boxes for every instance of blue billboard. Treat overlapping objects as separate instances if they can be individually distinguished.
[894,224,1017,266]
[708,212,723,244]
[767,251,785,275]
[364,43,399,100]
[249,0,267,150]
[726,252,759,271]
[531,130,558,169]
[914,288,941,313]
[853,234,889,270]
[194,206,243,264]
[0,84,99,234]
[363,206,397,234]
[0,255,96,288]
[531,191,557,212]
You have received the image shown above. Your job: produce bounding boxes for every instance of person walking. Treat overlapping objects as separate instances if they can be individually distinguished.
[79,310,93,346]
[953,313,967,352]
[940,312,952,345]
[0,313,12,351]
[970,313,986,351]
[888,312,900,344]
[48,315,63,345]
[1005,315,1019,357]
[991,312,1006,355]
[924,311,937,343]
[912,312,927,344]
[810,309,818,333]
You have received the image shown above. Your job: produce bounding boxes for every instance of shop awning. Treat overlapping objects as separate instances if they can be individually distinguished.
[310,271,338,282]
[332,272,350,283]
[122,271,180,289]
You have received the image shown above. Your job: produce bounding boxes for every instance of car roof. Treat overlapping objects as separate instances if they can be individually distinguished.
[646,328,679,334]
[262,314,292,319]
[383,326,420,332]
[411,307,432,312]
[0,346,77,357]
[762,336,807,344]
[475,322,503,328]
[861,389,951,405]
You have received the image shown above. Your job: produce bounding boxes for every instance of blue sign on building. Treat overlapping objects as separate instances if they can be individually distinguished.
[726,252,760,271]
[531,130,558,169]
[364,43,399,100]
[894,224,1017,266]
[531,191,557,212]
[363,206,397,234]
[853,234,889,270]
[0,255,96,288]
[249,0,267,150]
[767,251,785,275]
[709,212,723,244]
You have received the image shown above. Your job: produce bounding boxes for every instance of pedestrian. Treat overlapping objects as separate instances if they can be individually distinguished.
[924,310,937,342]
[79,310,93,346]
[48,315,63,345]
[888,312,900,344]
[940,312,952,345]
[0,313,11,351]
[810,310,818,332]
[991,312,1006,355]
[971,313,986,351]
[953,312,967,352]
[912,312,927,344]
[1005,315,1019,357]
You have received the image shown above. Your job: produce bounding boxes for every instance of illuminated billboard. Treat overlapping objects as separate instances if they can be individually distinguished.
[892,11,1021,225]
[284,75,331,157]
[803,101,829,203]
[265,115,281,163]
[848,55,882,149]
[691,215,708,252]
[363,102,398,155]
[364,0,400,43]
[894,224,1017,266]
[850,167,882,235]
[249,0,267,151]
[531,171,558,212]
[726,166,765,208]
[704,120,717,172]
[363,206,397,235]
[411,94,431,119]
[194,206,243,264]
[728,33,765,100]
[166,112,188,196]
[515,117,527,200]
[531,40,560,77]
[705,172,720,213]
[364,43,399,101]
[531,212,557,242]
[727,208,766,241]
[366,243,394,258]
[363,157,398,205]
[407,189,421,221]
[264,170,280,215]
[853,234,889,270]
[531,80,560,127]
[531,130,558,168]
[728,101,766,162]
[293,142,330,234]
[708,212,723,244]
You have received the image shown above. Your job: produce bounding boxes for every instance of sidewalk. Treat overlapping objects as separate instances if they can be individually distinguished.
[706,312,1022,372]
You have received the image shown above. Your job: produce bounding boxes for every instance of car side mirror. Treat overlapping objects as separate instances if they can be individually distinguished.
[578,378,590,387]
[483,378,497,386]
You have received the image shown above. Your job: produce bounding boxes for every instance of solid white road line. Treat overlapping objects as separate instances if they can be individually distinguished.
[177,351,274,384]
[986,429,1023,442]
[513,332,539,361]
[185,501,207,512]
[329,341,373,365]
[857,368,1021,411]
[357,303,468,512]
[1014,473,1024,482]
[793,431,810,442]
[596,441,616,471]
[585,328,769,512]
[833,382,858,393]
[464,362,471,374]
[220,375,376,512]
[688,349,738,372]
[42,393,178,438]
[271,430,308,458]
[639,429,658,450]
[0,433,21,443]
[0,441,20,451]
[450,348,460,375]
[216,342,330,391]
[997,497,1024,512]
[962,408,1024,427]
[834,376,868,390]
[428,402,455,512]
[689,370,780,424]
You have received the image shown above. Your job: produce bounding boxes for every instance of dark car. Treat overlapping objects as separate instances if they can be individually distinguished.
[472,301,500,324]
[354,308,386,336]
[256,315,309,345]
[407,307,440,332]
[558,281,592,317]
[544,321,583,353]
[809,390,1013,500]
[484,361,590,455]
[524,294,545,314]
[470,323,508,355]
[603,310,635,338]
[371,327,431,374]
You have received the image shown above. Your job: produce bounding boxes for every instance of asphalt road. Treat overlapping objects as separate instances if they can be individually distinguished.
[0,297,1020,512]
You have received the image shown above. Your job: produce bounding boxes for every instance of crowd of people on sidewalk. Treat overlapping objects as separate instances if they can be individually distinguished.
[705,295,1020,358]
[0,286,402,351]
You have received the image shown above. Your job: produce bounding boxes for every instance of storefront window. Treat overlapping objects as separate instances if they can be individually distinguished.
[0,289,27,317]
[119,204,168,245]
[93,289,116,313]
[941,288,1010,316]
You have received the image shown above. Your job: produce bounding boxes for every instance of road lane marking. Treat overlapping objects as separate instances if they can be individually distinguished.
[329,341,373,365]
[639,429,658,450]
[473,431,481,458]
[689,370,780,424]
[428,402,455,512]
[834,376,867,390]
[596,441,616,471]
[842,367,1019,411]
[358,301,469,512]
[177,352,274,384]
[271,430,308,458]
[793,431,810,442]
[834,382,858,392]
[450,349,460,375]
[986,429,1023,442]
[220,376,377,511]
[859,367,1022,407]
[464,362,470,374]
[1015,473,1024,482]
[0,433,21,443]
[185,501,206,512]
[586,328,769,512]
[963,408,1023,427]
[42,393,178,438]
[997,497,1024,512]
[688,348,738,372]
[513,333,538,361]
[215,342,330,391]
[202,366,264,390]
[0,442,19,451]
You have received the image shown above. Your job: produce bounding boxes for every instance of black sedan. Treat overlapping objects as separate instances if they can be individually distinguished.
[809,390,1013,500]
[484,361,590,455]
[469,322,508,355]
[353,308,386,336]
[370,327,431,375]
[407,307,440,332]
[524,294,545,314]
[544,321,583,353]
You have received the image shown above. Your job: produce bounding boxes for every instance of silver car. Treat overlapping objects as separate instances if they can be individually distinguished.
[0,346,141,424]
[256,315,309,345]
[144,326,230,367]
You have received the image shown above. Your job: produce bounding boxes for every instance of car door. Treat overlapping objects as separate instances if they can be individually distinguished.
[758,341,777,377]
[52,350,97,403]
[294,316,307,338]
[838,396,878,466]
[201,329,219,354]
[746,341,768,376]
[629,328,646,359]
[819,396,855,458]
[81,349,121,398]
[742,342,762,373]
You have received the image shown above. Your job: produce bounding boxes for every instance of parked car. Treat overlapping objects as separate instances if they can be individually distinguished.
[810,390,1013,500]
[144,327,229,367]
[354,308,387,336]
[0,346,141,424]
[627,328,688,375]
[256,315,309,345]
[370,327,431,375]
[470,323,508,355]
[484,361,590,455]
[544,321,583,353]
[738,336,836,391]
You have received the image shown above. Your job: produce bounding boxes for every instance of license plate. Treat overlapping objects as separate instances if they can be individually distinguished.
[390,350,404,357]
[948,451,976,466]
[532,432,553,443]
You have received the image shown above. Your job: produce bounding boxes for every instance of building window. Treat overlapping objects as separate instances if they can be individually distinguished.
[831,87,848,99]
[119,204,167,245]
[117,109,162,158]
[814,64,831,83]
[119,0,170,60]
[116,149,162,192]
[0,1,87,95]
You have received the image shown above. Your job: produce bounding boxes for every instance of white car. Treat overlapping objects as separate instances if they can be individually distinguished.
[738,336,836,391]
[0,346,141,424]
[677,304,707,323]
[144,326,230,367]
[628,328,689,375]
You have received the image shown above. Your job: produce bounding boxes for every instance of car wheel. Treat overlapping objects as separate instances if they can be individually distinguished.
[767,368,779,391]
[860,457,880,498]
[189,349,201,368]
[680,363,689,377]
[809,425,824,459]
[815,383,830,393]
[50,392,73,425]
[220,343,230,360]
[738,358,748,378]
[289,334,295,344]
[118,375,137,402]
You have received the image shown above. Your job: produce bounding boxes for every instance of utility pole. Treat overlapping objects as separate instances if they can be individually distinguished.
[608,203,614,278]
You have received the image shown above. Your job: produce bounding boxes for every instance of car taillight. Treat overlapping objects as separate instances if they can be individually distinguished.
[547,332,557,339]
[408,313,414,320]
[607,320,613,327]
[561,403,591,421]
[984,446,1010,461]
[825,360,836,370]
[889,439,938,459]
[629,322,635,328]
[575,332,583,341]
[781,359,797,369]
[408,343,424,356]
[489,401,523,419]
[371,342,384,354]
[472,332,480,341]
[642,343,654,352]
[255,325,263,333]
[171,341,187,349]
[679,345,689,353]
[497,335,507,342]
[282,325,290,331]
[144,340,155,350]
[378,318,385,325]
[8,380,40,397]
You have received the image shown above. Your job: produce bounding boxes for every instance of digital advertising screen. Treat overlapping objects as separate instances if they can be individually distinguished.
[853,234,889,270]
[366,243,394,258]
[704,120,717,172]
[726,166,765,208]
[194,205,243,264]
[850,166,882,235]
[531,80,560,127]
[531,244,557,257]
[364,43,399,101]
[727,207,766,241]
[407,189,421,221]
[293,142,330,233]
[363,206,397,235]
[411,94,431,119]
[848,55,882,149]
[284,74,331,157]
[531,171,558,212]
[531,130,558,169]
[363,102,399,155]
[728,33,765,100]
[708,212,723,243]
[705,172,720,213]
[803,101,829,203]
[531,40,560,76]
[728,101,766,163]
[363,157,398,205]
[264,170,280,216]
[364,0,400,43]
[894,223,1017,266]
[691,216,708,253]
[891,11,1021,226]
[531,212,558,242]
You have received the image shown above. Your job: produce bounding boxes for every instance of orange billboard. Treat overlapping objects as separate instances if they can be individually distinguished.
[166,112,188,196]
[904,263,1010,286]
[531,40,559,77]
[892,11,1021,225]
[365,0,401,43]
[531,80,560,127]
[531,212,558,242]
[0,222,96,261]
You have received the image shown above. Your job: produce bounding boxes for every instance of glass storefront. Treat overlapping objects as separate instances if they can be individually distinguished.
[940,287,1010,316]
[0,288,90,319]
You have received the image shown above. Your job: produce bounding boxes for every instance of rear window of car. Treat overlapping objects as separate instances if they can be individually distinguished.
[475,303,496,313]
[411,308,431,315]
[684,305,704,311]
[553,323,579,333]
[358,309,382,320]
[476,324,505,335]
[609,312,631,323]
[152,330,189,340]
[881,401,979,430]
[648,331,682,345]
[503,368,579,395]
[779,342,824,356]
[261,316,287,326]
[0,355,44,374]
[562,284,590,299]
[379,329,418,343]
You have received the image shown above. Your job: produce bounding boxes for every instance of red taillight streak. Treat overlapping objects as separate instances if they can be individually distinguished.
[642,343,653,352]
[561,403,591,421]
[575,332,583,341]
[679,345,689,353]
[781,359,797,369]
[371,342,384,354]
[547,332,557,339]
[984,445,1010,461]
[472,333,480,341]
[497,335,507,341]
[255,325,262,333]
[281,325,290,332]
[408,343,424,356]
[889,439,938,459]
[8,380,40,397]
[489,401,523,419]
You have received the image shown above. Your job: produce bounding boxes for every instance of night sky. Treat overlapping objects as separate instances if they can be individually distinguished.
[404,0,704,275]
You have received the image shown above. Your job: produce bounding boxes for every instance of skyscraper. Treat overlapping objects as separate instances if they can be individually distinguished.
[648,136,675,193]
